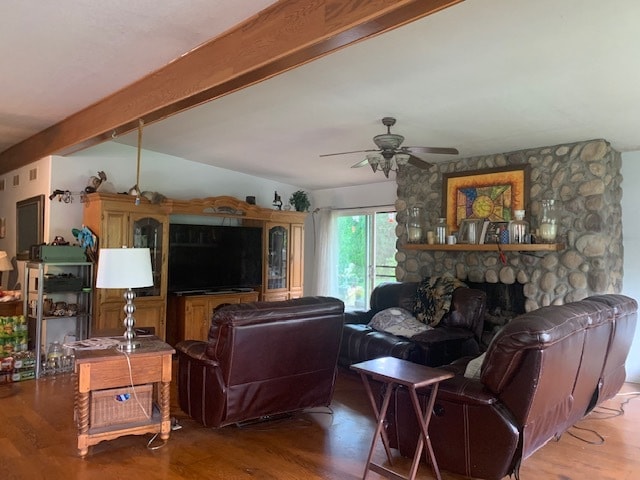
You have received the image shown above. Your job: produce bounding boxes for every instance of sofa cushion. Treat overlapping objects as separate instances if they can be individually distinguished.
[369,307,432,338]
[464,352,486,379]
[414,276,468,326]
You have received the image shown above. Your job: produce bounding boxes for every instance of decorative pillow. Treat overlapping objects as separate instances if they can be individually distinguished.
[464,352,486,379]
[368,308,432,338]
[413,276,468,326]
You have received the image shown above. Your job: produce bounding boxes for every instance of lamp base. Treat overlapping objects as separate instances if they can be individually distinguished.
[117,340,141,353]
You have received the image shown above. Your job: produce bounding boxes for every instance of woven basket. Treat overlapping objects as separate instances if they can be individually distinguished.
[90,384,153,428]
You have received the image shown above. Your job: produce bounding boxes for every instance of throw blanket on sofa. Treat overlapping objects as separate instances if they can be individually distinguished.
[414,276,467,326]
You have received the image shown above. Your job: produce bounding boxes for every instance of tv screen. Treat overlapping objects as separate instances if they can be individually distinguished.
[168,224,263,293]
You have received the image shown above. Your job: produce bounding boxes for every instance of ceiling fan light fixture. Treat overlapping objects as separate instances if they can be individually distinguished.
[395,153,410,166]
[366,153,381,173]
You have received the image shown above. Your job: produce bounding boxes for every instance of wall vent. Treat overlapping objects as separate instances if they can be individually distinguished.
[0,179,4,191]
[29,168,37,181]
[12,175,19,187]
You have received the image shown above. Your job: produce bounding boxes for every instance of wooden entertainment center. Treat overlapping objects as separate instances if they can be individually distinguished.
[83,193,306,344]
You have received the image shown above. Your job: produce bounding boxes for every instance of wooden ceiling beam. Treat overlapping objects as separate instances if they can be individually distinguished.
[0,0,463,174]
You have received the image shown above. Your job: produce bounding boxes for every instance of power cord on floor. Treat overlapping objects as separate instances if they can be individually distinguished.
[566,390,640,445]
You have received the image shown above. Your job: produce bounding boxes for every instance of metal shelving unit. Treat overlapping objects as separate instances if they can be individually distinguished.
[22,261,93,378]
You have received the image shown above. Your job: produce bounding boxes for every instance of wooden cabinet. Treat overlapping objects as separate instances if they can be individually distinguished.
[83,193,169,340]
[168,291,259,344]
[84,194,306,341]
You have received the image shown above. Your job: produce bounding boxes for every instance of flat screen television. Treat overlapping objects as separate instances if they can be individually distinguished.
[168,223,263,293]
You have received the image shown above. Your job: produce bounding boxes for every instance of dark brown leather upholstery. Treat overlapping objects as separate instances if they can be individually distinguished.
[386,294,637,480]
[176,296,344,427]
[339,282,486,367]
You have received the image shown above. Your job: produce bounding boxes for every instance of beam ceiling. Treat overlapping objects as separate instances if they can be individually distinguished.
[0,0,462,175]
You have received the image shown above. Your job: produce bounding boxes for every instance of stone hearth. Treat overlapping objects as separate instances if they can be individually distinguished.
[395,139,623,311]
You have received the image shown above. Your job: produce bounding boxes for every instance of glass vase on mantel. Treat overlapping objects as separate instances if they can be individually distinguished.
[406,206,425,243]
[539,199,559,243]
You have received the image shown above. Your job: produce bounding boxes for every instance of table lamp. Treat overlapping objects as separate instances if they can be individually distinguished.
[96,247,153,352]
[0,251,13,290]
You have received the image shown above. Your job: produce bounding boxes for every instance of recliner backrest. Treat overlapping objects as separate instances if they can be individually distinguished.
[586,294,638,404]
[203,296,345,425]
[481,300,612,457]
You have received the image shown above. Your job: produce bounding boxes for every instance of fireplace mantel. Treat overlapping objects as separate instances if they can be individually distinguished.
[402,243,565,252]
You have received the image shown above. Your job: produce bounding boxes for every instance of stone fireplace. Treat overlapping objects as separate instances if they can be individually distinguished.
[395,139,623,311]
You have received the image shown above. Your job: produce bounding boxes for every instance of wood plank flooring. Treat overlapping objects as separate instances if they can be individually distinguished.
[0,364,639,479]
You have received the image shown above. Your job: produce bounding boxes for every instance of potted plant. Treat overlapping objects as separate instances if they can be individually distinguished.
[289,190,310,212]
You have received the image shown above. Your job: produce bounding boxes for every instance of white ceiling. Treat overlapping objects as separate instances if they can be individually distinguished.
[3,0,640,191]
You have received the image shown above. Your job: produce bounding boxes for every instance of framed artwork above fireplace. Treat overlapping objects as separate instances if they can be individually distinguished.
[443,165,529,230]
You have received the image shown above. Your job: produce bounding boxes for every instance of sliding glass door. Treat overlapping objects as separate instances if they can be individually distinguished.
[335,209,397,310]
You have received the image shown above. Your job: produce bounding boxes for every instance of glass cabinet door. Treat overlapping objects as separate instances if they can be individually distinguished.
[267,225,288,290]
[131,216,164,297]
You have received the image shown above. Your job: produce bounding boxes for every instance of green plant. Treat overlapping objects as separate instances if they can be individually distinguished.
[289,190,310,212]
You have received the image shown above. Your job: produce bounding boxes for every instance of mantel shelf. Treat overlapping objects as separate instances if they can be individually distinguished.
[402,243,565,252]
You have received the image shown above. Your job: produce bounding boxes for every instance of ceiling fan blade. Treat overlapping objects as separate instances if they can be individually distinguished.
[319,149,379,157]
[404,146,459,155]
[351,158,371,168]
[407,155,432,169]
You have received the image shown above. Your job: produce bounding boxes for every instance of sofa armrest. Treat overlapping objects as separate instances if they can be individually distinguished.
[422,375,498,407]
[344,310,373,325]
[176,340,220,367]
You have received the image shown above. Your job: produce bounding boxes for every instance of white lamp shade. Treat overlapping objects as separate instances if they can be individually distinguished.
[0,251,12,272]
[96,248,153,289]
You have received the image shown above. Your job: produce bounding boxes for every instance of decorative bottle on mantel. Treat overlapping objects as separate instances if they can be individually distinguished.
[539,199,559,243]
[406,206,424,243]
[435,217,448,245]
[509,210,530,244]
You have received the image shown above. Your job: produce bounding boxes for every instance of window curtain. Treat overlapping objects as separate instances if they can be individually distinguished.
[309,208,338,297]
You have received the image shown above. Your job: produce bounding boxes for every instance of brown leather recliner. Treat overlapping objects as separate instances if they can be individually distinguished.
[385,294,637,480]
[176,296,344,428]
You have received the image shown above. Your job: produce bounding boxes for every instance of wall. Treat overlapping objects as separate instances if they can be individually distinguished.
[621,151,640,383]
[396,139,622,311]
[0,157,52,289]
[49,142,306,242]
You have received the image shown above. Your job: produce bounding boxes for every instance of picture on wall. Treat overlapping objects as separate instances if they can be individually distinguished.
[443,165,529,230]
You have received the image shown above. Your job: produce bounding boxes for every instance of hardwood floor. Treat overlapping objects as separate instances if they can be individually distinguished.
[0,364,639,479]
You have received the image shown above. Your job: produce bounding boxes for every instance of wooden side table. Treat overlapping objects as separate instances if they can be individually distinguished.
[73,336,175,457]
[351,356,454,480]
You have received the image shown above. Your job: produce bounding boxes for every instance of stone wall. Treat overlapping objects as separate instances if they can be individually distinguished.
[395,139,623,311]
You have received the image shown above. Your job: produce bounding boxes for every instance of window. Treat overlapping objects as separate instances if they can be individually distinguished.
[334,208,397,310]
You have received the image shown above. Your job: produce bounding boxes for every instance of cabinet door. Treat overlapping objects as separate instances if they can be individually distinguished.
[262,292,290,302]
[265,223,289,293]
[289,223,304,296]
[100,210,131,303]
[130,214,167,299]
[180,294,252,342]
[183,297,209,342]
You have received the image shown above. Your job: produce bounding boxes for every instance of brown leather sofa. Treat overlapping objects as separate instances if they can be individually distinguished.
[385,294,637,480]
[176,296,344,427]
[339,282,487,367]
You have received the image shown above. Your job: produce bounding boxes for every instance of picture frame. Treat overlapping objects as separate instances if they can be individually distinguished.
[457,218,485,244]
[480,221,509,245]
[442,165,530,231]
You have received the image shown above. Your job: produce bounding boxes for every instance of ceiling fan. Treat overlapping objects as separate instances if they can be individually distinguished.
[320,117,459,178]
